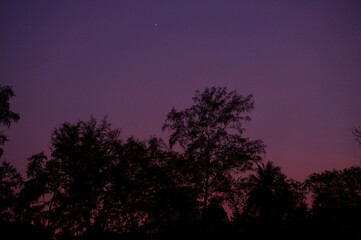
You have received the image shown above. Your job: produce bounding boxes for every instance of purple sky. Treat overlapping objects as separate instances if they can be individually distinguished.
[1,0,361,181]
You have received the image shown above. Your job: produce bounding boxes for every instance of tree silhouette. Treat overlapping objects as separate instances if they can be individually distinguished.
[202,198,230,239]
[44,117,123,237]
[306,167,361,240]
[0,85,22,225]
[16,152,48,225]
[21,117,201,238]
[162,86,265,218]
[0,160,23,223]
[111,137,199,236]
[246,162,288,216]
[244,161,303,238]
[0,85,20,158]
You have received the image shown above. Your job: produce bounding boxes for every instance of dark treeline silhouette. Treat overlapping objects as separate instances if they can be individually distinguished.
[1,85,361,240]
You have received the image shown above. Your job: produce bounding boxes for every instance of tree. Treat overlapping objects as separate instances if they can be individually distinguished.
[242,162,307,239]
[162,86,265,216]
[0,85,23,225]
[245,162,299,223]
[109,137,199,236]
[0,85,20,158]
[246,162,289,217]
[305,167,361,240]
[0,160,23,223]
[16,152,48,225]
[19,116,202,238]
[44,117,123,236]
[202,198,230,238]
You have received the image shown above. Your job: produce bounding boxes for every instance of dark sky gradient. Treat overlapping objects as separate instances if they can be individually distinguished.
[1,0,361,180]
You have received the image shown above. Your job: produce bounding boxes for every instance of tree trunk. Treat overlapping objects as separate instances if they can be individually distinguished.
[202,149,211,219]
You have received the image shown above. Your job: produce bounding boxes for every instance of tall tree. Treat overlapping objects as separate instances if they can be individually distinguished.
[162,86,265,216]
[45,117,122,236]
[0,85,22,224]
[0,85,20,158]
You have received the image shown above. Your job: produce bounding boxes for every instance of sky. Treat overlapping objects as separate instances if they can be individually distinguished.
[1,0,360,181]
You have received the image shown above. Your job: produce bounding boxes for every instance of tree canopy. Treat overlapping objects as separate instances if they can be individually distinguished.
[0,85,20,157]
[305,167,361,239]
[163,86,265,216]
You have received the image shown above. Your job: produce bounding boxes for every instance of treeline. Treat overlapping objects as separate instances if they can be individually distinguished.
[1,86,361,240]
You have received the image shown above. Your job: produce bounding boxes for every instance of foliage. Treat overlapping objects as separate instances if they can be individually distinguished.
[305,167,361,240]
[242,161,306,238]
[0,160,23,223]
[0,85,20,157]
[45,117,122,236]
[162,86,265,215]
[2,86,361,239]
[16,153,48,225]
[11,117,200,238]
